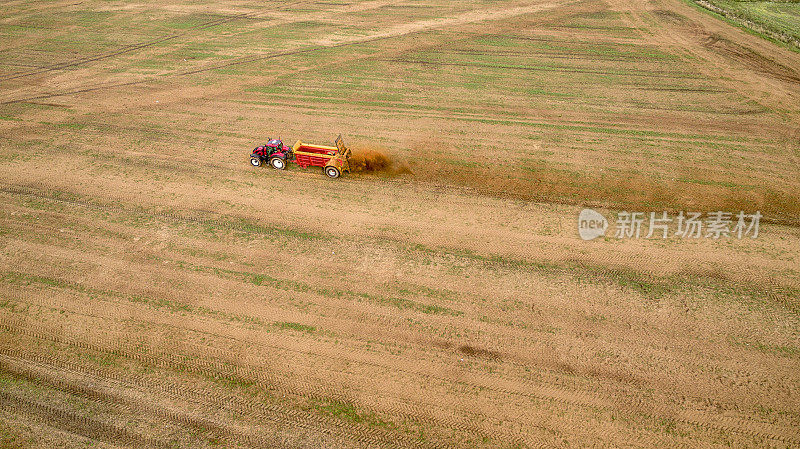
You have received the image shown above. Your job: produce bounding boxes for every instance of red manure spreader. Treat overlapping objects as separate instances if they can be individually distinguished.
[250,134,351,179]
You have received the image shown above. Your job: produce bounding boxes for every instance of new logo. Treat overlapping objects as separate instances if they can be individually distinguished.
[578,209,608,240]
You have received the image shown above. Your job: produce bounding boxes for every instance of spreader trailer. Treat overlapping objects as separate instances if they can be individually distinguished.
[250,134,351,179]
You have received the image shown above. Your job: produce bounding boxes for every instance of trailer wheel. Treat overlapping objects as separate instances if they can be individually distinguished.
[325,167,341,179]
[250,157,261,167]
[270,157,286,170]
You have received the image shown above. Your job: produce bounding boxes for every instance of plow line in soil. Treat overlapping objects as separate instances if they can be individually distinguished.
[1,310,797,446]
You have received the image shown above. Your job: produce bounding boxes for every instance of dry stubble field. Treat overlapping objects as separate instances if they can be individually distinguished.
[0,0,799,447]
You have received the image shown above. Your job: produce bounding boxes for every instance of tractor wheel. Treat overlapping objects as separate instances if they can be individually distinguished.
[324,167,341,179]
[250,157,261,167]
[270,157,286,170]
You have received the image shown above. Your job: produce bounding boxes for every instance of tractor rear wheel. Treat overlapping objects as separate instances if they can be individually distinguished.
[250,157,261,167]
[325,167,341,179]
[270,157,286,170]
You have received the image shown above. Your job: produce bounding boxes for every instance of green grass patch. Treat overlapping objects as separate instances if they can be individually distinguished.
[0,418,31,449]
[2,271,265,326]
[730,336,800,358]
[678,177,738,188]
[12,187,326,243]
[235,270,462,316]
[700,0,800,44]
[404,242,798,311]
[274,321,316,333]
[308,398,392,428]
[56,123,86,130]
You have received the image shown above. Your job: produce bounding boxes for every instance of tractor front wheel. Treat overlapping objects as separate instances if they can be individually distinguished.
[325,167,341,179]
[250,157,262,167]
[270,157,286,170]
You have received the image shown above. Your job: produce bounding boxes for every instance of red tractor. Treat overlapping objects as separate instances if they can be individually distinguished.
[250,135,351,178]
[250,138,293,170]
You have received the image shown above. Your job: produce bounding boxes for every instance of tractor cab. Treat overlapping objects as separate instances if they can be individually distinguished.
[264,138,292,154]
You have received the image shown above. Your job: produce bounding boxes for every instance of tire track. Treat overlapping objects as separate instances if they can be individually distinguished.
[0,183,323,241]
[0,389,173,448]
[0,354,303,449]
[0,259,542,446]
[3,180,799,383]
[426,48,679,63]
[3,303,797,447]
[0,206,631,435]
[693,0,800,49]
[1,79,150,105]
[0,310,527,448]
[0,350,354,447]
[0,320,453,449]
[383,57,703,79]
[3,183,799,444]
[0,1,311,82]
[3,268,797,444]
[1,1,572,105]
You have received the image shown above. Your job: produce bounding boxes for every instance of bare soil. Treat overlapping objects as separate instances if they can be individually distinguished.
[0,0,799,447]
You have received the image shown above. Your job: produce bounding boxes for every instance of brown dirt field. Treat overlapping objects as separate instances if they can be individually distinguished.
[0,0,799,447]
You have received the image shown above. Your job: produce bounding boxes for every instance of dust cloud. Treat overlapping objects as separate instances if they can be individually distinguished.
[349,148,412,175]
